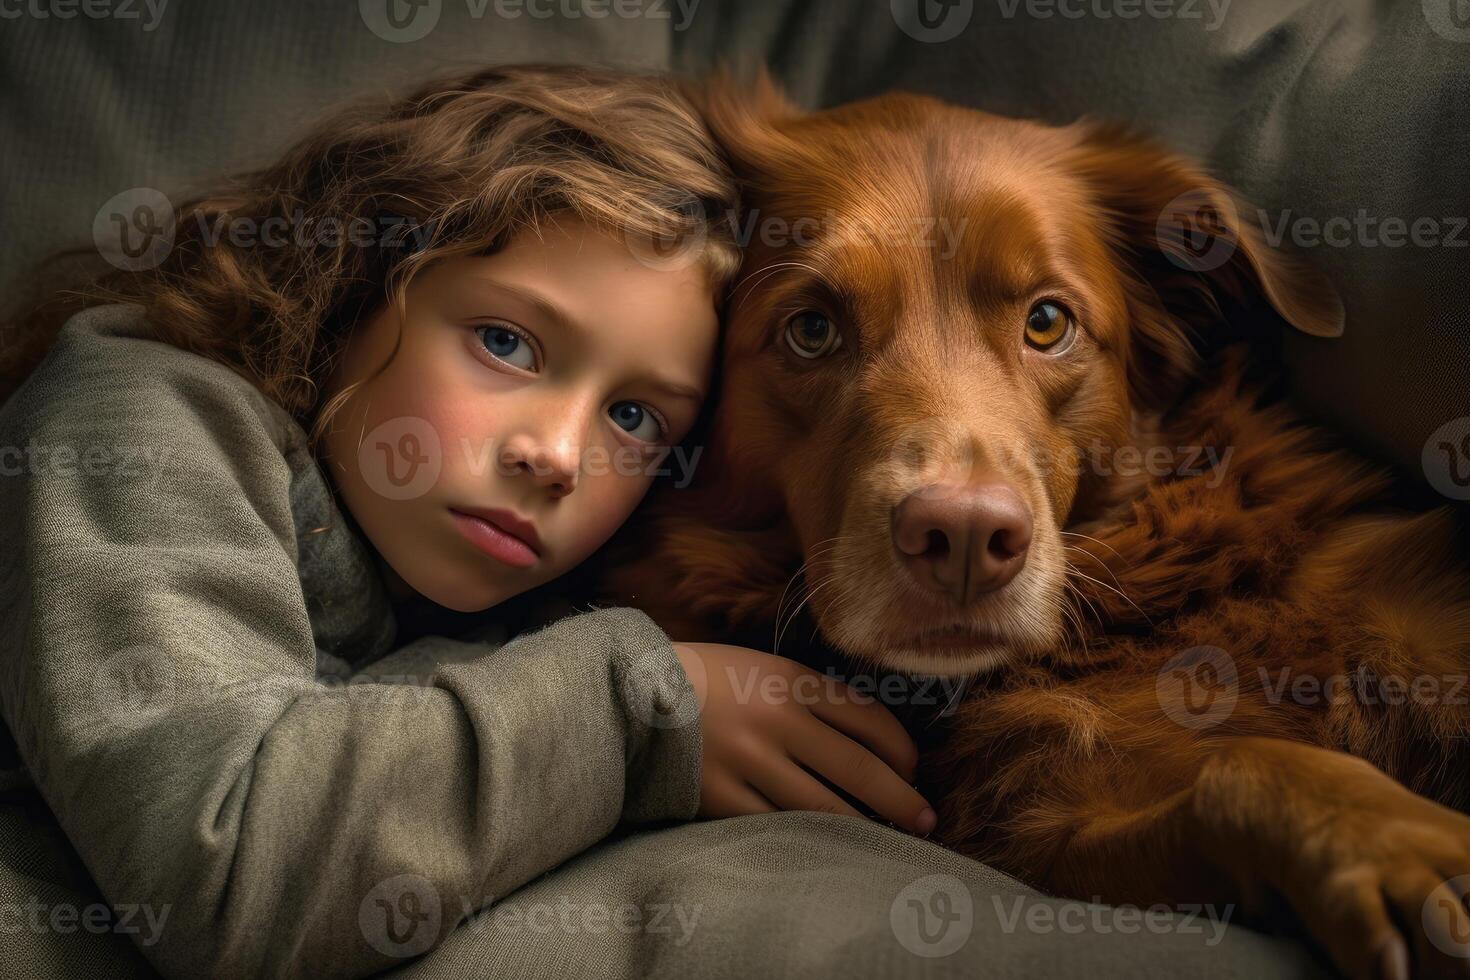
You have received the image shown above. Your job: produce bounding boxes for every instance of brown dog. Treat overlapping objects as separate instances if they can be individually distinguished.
[597,73,1470,980]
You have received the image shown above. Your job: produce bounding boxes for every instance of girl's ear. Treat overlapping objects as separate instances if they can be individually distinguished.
[685,63,807,184]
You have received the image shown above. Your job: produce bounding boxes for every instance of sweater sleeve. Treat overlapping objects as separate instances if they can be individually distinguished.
[0,313,703,979]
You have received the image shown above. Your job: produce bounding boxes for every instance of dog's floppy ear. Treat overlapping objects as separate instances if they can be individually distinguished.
[681,63,807,183]
[1065,121,1343,401]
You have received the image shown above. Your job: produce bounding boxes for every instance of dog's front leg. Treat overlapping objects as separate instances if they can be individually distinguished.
[936,735,1470,980]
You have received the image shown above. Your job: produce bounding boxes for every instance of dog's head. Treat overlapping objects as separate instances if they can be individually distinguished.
[669,72,1341,678]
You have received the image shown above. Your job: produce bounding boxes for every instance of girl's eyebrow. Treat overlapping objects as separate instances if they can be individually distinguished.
[467,276,576,334]
[466,276,707,403]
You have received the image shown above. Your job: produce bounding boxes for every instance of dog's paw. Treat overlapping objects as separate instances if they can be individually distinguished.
[1283,782,1470,980]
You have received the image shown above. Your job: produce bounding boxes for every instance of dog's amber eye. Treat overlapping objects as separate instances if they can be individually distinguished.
[785,310,843,359]
[1025,301,1075,352]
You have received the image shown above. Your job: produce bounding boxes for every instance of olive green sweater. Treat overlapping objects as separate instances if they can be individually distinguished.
[0,303,703,978]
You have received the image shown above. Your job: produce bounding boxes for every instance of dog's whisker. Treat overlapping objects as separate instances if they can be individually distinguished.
[770,535,852,648]
[1061,559,1109,634]
[772,564,813,648]
[1065,563,1153,627]
[775,558,842,655]
[918,673,973,731]
[776,576,840,657]
[1062,543,1128,596]
[774,573,816,654]
[1060,530,1128,564]
[1057,593,1090,643]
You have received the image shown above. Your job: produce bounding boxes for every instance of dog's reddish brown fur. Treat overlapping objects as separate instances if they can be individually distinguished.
[597,73,1470,979]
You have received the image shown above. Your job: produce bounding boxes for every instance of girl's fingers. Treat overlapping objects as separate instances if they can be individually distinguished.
[799,672,919,783]
[788,714,936,835]
[748,753,867,821]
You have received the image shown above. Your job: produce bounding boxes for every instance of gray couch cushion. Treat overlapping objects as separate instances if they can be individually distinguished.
[0,1,668,306]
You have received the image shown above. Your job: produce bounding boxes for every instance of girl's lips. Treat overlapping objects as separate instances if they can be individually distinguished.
[449,509,539,569]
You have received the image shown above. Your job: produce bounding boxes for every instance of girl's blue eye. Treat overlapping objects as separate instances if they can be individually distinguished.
[609,401,663,443]
[476,324,536,370]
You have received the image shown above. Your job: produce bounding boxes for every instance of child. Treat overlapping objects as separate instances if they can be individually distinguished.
[0,63,933,978]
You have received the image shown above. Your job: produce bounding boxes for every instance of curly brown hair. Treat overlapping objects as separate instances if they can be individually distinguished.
[0,62,743,454]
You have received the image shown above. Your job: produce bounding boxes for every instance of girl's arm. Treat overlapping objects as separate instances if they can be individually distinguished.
[0,306,701,979]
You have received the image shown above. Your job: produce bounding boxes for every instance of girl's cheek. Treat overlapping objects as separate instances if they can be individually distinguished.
[566,472,655,563]
[370,381,487,490]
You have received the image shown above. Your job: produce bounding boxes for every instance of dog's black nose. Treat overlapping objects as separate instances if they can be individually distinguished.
[891,479,1033,604]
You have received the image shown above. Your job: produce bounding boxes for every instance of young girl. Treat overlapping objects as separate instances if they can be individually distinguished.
[0,63,933,978]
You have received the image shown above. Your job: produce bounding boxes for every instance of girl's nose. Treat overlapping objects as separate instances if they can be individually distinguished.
[499,415,587,498]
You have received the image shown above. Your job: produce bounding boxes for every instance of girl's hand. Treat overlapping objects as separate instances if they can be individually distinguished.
[671,641,938,836]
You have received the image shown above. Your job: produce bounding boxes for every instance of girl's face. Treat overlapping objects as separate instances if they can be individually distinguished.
[319,216,719,613]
